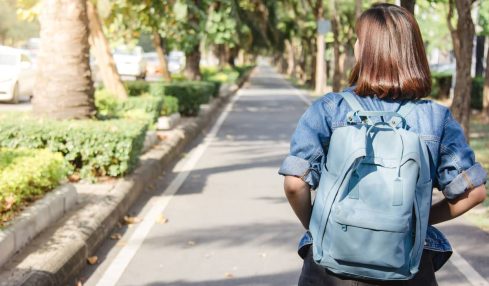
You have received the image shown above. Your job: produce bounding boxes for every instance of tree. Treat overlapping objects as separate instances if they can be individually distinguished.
[479,0,489,117]
[330,0,342,92]
[87,1,128,99]
[401,0,416,14]
[310,0,326,94]
[355,0,362,19]
[182,0,206,80]
[447,0,475,138]
[33,0,95,119]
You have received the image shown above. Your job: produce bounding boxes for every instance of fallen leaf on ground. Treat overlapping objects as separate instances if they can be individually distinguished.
[224,272,234,279]
[156,214,169,224]
[68,174,81,182]
[110,233,122,240]
[4,195,15,211]
[87,256,98,265]
[123,215,142,225]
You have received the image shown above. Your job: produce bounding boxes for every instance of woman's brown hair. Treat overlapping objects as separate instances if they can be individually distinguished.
[349,3,431,99]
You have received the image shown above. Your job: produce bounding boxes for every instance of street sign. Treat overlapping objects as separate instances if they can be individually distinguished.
[318,19,331,35]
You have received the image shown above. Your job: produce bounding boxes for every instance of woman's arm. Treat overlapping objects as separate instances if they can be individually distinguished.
[284,176,312,229]
[429,184,487,225]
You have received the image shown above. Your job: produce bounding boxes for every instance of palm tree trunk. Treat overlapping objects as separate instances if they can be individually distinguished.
[152,31,171,81]
[33,0,95,119]
[86,1,127,99]
[449,0,475,139]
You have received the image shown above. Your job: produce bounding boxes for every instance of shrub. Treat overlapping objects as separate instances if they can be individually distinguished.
[161,96,179,116]
[150,81,213,116]
[0,148,69,226]
[95,89,163,124]
[124,80,150,96]
[0,115,148,180]
[471,77,484,110]
[430,72,452,99]
[119,95,164,124]
[94,89,119,118]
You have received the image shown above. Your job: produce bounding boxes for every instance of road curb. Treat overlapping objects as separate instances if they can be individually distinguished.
[0,184,77,268]
[0,69,253,286]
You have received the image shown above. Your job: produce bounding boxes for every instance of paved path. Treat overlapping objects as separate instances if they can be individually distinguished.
[79,65,489,286]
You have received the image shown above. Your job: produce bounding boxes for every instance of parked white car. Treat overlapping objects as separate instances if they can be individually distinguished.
[0,46,35,103]
[113,46,147,79]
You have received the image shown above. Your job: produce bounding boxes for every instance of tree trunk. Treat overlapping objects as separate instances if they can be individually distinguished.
[285,39,296,77]
[152,30,171,81]
[449,0,475,139]
[355,0,362,19]
[228,47,238,67]
[401,0,416,14]
[314,0,326,94]
[86,1,127,99]
[185,44,202,80]
[33,0,95,119]
[483,41,489,117]
[331,0,342,92]
[475,36,485,77]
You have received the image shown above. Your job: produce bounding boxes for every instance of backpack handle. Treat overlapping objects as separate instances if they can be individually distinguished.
[346,111,406,128]
[340,91,417,128]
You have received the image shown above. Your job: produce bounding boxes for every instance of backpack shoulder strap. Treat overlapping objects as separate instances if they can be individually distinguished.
[396,100,417,118]
[389,101,417,128]
[339,91,365,112]
[339,91,374,124]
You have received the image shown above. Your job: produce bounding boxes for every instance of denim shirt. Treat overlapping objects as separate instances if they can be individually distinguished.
[279,88,487,271]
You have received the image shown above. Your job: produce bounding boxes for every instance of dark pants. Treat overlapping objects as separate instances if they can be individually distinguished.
[298,248,438,286]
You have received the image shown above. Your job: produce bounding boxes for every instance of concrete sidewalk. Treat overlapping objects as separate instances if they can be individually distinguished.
[79,65,489,286]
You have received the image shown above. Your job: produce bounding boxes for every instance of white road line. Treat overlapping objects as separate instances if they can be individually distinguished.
[95,90,244,286]
[450,250,489,286]
[275,71,312,106]
[280,72,489,286]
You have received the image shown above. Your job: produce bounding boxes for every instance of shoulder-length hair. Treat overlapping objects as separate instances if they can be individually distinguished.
[349,3,431,99]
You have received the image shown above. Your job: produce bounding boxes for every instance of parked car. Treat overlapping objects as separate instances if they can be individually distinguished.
[0,46,35,103]
[143,52,163,76]
[113,46,147,79]
[168,51,185,73]
[143,51,185,77]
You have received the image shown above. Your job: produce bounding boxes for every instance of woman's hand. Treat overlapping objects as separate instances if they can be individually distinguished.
[429,184,487,225]
[284,176,313,230]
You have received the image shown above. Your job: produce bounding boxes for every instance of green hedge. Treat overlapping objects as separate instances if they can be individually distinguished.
[125,80,150,96]
[150,81,214,116]
[161,96,179,116]
[429,74,485,110]
[430,72,452,99]
[0,148,68,226]
[471,77,484,110]
[0,115,148,180]
[95,89,163,125]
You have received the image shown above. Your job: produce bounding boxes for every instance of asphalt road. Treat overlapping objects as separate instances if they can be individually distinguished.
[78,65,489,286]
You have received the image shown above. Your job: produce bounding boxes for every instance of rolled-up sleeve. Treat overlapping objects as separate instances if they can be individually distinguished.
[278,100,331,189]
[437,110,487,200]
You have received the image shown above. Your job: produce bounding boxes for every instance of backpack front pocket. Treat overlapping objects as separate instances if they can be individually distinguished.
[328,209,412,269]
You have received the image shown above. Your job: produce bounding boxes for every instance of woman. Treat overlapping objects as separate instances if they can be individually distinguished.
[279,3,487,286]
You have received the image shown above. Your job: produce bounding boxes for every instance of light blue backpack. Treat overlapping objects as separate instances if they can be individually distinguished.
[309,92,433,280]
